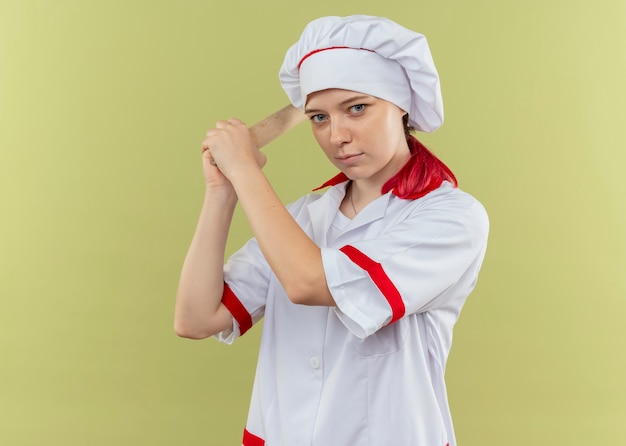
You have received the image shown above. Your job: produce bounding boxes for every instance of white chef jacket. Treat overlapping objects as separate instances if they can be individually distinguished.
[216,180,489,446]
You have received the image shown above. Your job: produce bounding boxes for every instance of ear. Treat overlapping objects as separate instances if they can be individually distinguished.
[402,114,414,138]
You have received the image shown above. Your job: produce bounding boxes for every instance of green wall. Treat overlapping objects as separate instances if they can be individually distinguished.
[1,1,624,444]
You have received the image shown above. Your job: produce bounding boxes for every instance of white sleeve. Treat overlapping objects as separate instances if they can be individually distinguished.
[211,237,270,343]
[323,190,489,339]
[213,195,317,343]
[212,319,240,345]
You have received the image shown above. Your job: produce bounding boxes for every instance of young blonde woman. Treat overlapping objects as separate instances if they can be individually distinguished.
[175,15,489,446]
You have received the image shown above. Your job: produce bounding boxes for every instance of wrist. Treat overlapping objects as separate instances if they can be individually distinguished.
[226,163,265,190]
[204,184,238,207]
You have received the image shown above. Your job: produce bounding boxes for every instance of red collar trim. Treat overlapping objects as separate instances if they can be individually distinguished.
[312,172,349,191]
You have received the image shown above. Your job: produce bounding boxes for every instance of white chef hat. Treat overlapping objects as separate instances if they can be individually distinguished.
[279,15,444,133]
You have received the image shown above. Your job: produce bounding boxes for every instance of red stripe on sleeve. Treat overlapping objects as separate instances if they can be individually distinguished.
[243,428,265,446]
[221,283,253,336]
[339,245,406,324]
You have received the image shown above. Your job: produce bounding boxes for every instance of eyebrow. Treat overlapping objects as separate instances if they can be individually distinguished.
[304,94,372,114]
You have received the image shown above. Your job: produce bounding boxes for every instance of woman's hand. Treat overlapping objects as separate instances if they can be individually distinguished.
[199,119,332,308]
[201,118,267,186]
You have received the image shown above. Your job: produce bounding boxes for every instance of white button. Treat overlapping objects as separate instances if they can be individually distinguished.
[309,356,320,369]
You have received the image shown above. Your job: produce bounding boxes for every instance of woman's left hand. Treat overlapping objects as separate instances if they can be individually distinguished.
[201,118,267,179]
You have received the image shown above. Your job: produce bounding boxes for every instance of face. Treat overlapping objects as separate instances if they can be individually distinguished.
[304,88,410,186]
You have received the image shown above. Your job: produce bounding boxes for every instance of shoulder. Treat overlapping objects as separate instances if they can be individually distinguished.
[400,182,489,241]
[413,182,487,217]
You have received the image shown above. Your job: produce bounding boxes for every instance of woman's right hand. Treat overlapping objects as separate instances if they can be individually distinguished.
[202,119,267,177]
[201,144,234,190]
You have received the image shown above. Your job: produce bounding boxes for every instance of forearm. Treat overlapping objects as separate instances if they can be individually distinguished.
[230,167,335,306]
[174,187,237,338]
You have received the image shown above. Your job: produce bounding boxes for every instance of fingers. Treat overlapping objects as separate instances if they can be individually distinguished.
[200,118,255,171]
[200,143,217,166]
[215,118,246,129]
[202,118,247,149]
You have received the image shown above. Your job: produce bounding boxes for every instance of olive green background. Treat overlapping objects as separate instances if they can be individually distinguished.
[1,0,624,445]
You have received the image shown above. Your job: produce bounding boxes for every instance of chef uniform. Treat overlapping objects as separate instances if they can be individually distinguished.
[214,15,490,446]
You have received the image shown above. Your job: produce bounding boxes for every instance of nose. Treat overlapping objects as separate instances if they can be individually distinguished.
[329,117,351,147]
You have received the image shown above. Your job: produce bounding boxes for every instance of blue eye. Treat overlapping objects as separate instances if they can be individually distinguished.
[310,114,326,123]
[350,104,366,113]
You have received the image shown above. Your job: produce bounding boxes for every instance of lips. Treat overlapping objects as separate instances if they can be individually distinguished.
[336,153,363,165]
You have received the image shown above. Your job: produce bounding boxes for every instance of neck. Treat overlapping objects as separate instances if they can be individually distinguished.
[346,180,383,217]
